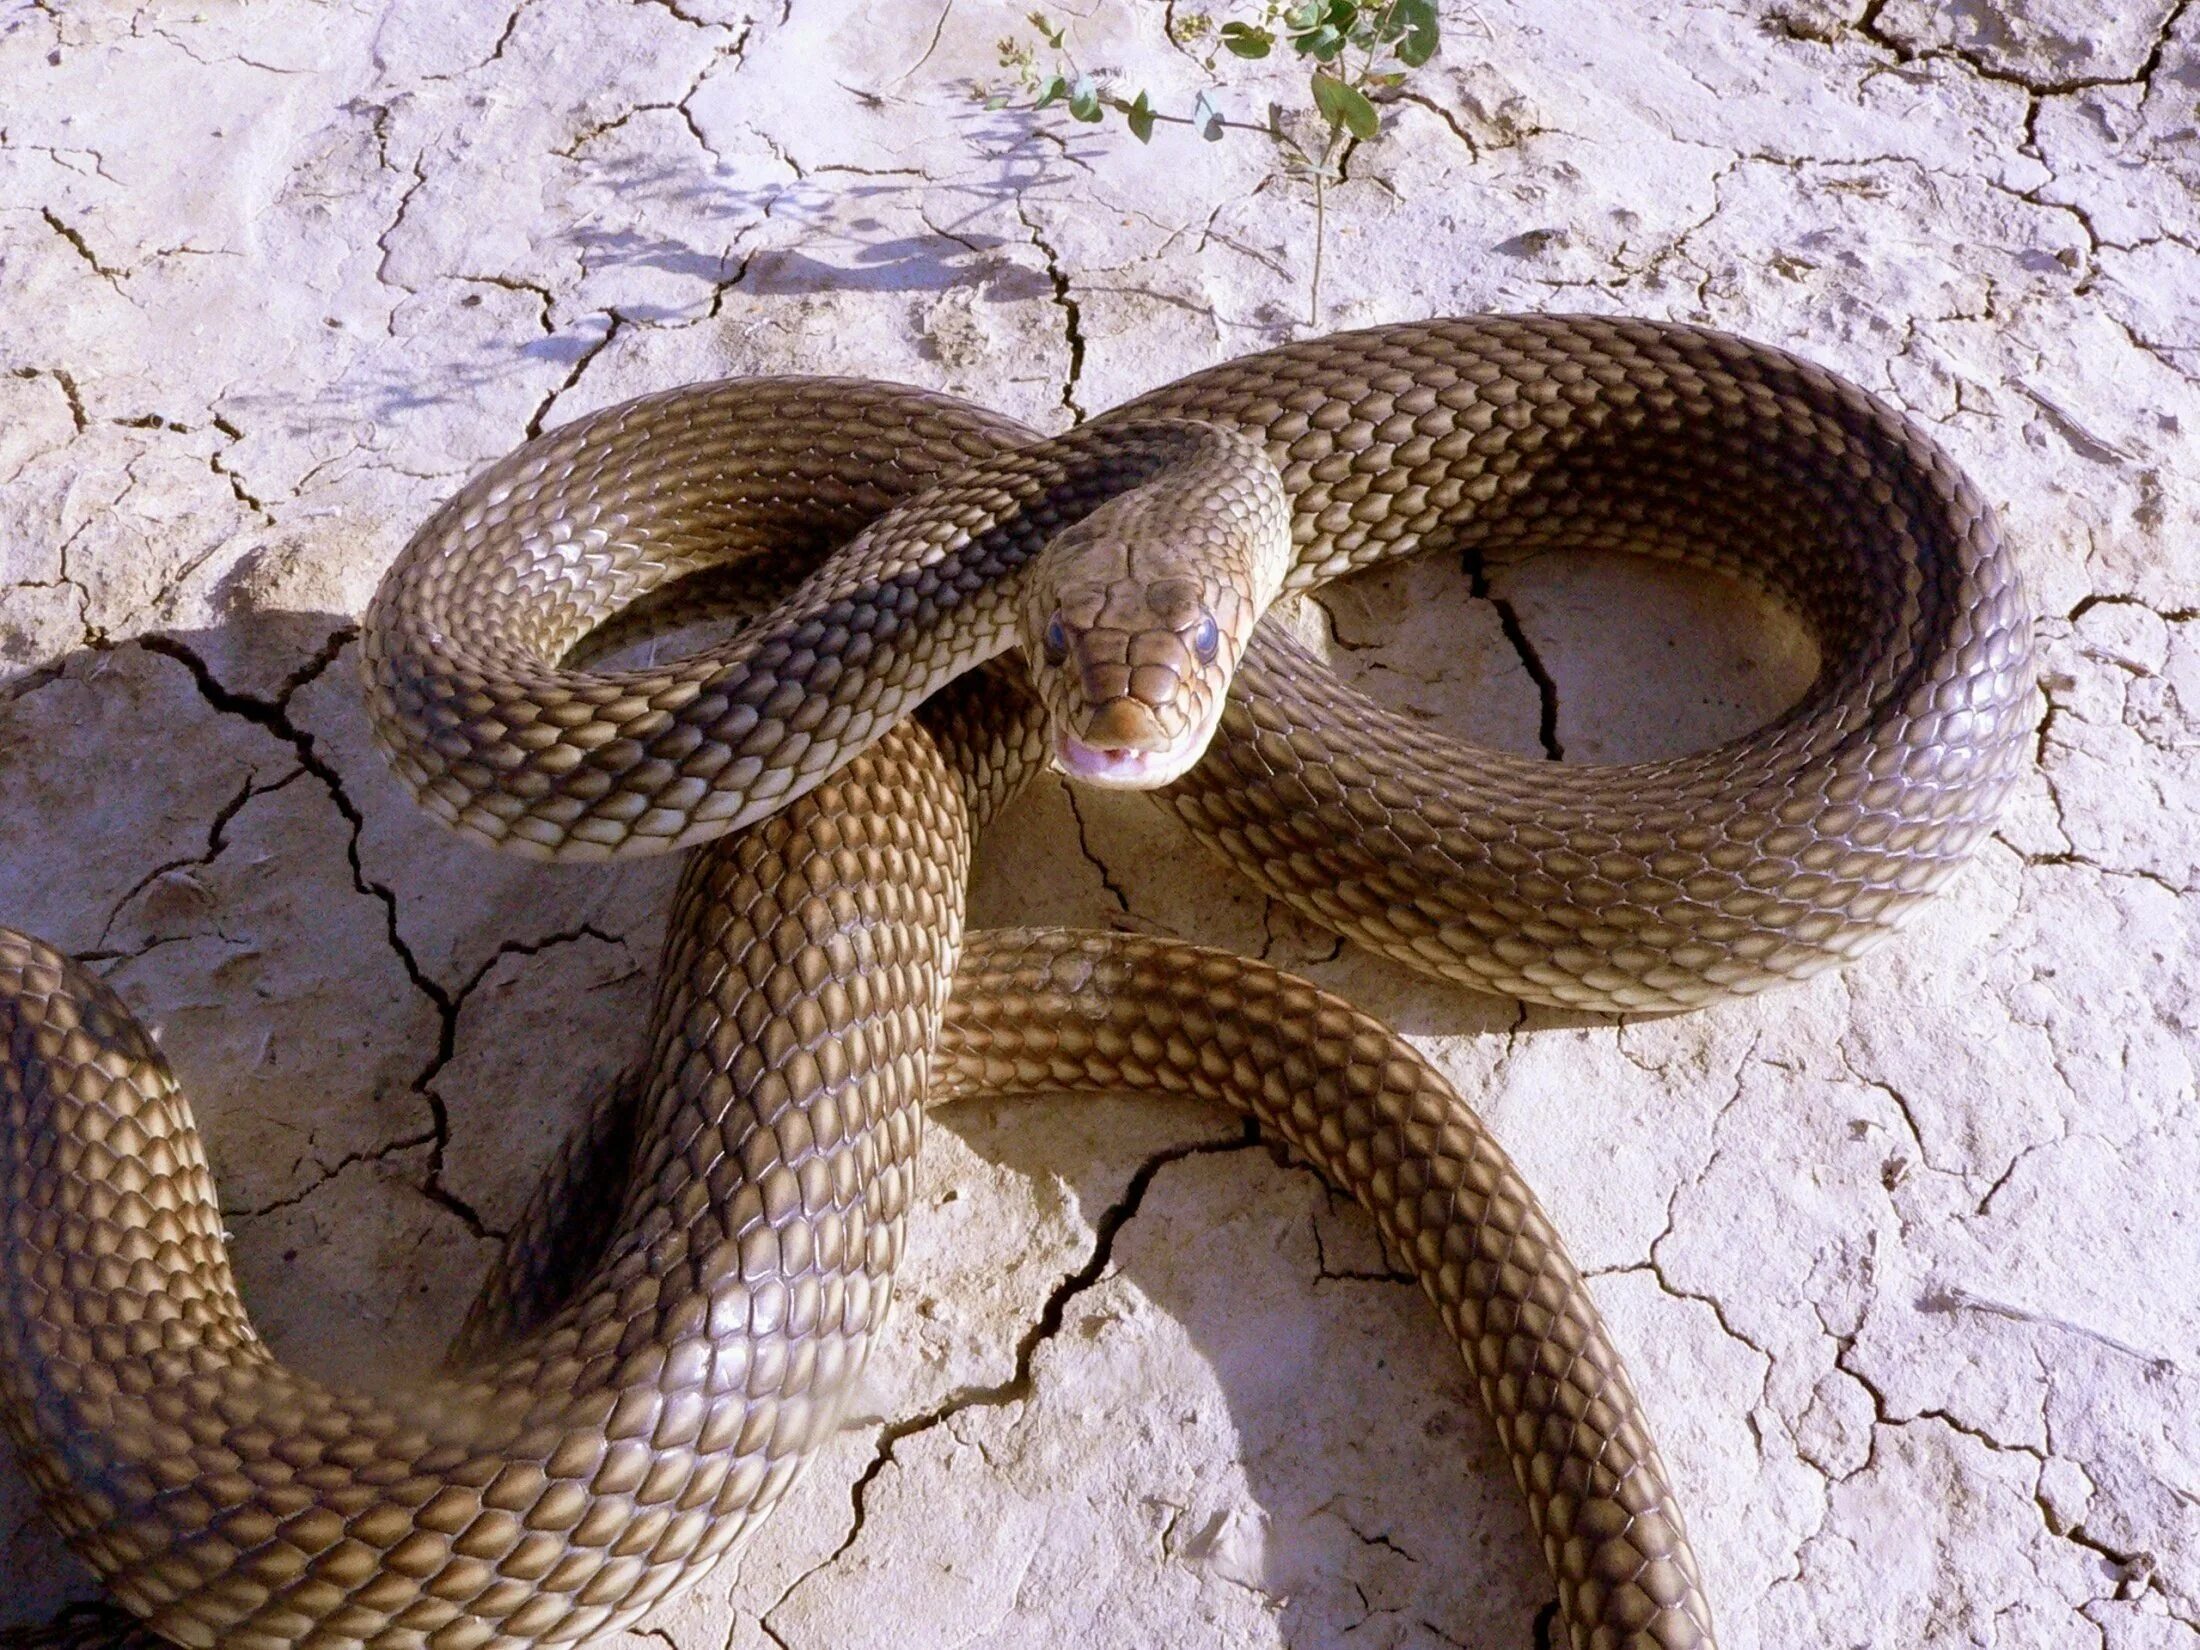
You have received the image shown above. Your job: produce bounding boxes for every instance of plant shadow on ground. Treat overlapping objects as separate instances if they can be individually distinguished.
[351,112,1119,420]
[348,103,1289,426]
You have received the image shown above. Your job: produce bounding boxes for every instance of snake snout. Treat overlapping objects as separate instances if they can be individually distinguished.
[1082,696,1169,752]
[1052,696,1201,788]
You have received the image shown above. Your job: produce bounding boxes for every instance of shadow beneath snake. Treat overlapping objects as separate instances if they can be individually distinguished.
[0,615,1543,1639]
[0,509,1794,1640]
[919,1095,1560,1646]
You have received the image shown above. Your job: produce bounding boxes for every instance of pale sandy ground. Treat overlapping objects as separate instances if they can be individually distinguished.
[2,1,2197,1646]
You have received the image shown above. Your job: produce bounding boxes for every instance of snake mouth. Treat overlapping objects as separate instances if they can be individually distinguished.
[1051,728,1199,789]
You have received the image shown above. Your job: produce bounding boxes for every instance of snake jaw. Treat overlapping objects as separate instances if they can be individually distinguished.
[1051,726,1196,787]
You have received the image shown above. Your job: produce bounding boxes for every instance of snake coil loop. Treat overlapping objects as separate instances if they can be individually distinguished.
[0,318,2030,1650]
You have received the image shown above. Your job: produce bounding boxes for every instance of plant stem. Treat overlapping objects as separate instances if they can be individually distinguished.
[1308,166,1326,328]
[1098,95,1268,134]
[1301,0,1402,330]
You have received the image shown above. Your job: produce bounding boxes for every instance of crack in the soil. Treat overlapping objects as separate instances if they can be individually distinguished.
[93,633,631,1239]
[635,0,714,28]
[1460,547,1563,760]
[0,657,72,704]
[1837,1047,1947,1181]
[1883,1395,2175,1605]
[1835,1337,2055,1474]
[374,152,431,295]
[2070,591,2200,626]
[762,1125,1261,1631]
[461,272,557,335]
[1392,89,1483,157]
[13,364,88,432]
[132,636,401,979]
[1017,204,1086,424]
[2059,1520,2160,1604]
[1321,1503,1415,1561]
[480,0,532,71]
[128,631,484,1223]
[415,1091,495,1238]
[40,205,124,289]
[1995,836,2197,899]
[1309,1191,1413,1286]
[1847,0,2194,168]
[1059,787,1132,916]
[229,1123,443,1221]
[394,921,636,1240]
[1627,1035,1779,1396]
[91,764,306,951]
[525,312,625,439]
[884,0,956,89]
[206,436,273,522]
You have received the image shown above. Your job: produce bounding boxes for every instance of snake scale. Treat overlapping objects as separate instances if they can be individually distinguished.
[0,317,2032,1649]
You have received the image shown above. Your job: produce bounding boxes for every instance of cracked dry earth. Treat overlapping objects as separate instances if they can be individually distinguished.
[1,0,2196,1646]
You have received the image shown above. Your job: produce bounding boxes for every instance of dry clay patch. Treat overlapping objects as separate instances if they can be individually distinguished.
[1,0,2197,1644]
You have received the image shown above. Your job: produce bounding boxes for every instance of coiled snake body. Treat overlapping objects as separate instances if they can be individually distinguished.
[0,318,2032,1648]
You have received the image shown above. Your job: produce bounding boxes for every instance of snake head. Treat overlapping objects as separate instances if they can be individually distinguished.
[1034,576,1240,792]
[1018,416,1291,790]
[1026,568,1251,788]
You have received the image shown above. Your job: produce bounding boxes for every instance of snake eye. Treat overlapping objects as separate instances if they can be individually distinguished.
[1191,612,1220,664]
[1043,613,1070,666]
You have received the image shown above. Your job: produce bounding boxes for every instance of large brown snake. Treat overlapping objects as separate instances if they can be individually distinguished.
[0,317,2032,1648]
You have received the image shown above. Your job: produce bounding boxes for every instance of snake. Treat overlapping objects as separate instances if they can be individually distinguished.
[0,316,2033,1649]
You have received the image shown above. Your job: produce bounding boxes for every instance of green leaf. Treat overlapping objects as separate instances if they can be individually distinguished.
[1125,90,1156,141]
[1028,9,1066,47]
[1293,21,1349,60]
[1283,0,1326,29]
[1219,21,1273,57]
[1191,88,1224,139]
[1035,72,1069,108]
[1392,0,1439,65]
[1287,12,1348,56]
[1311,69,1379,140]
[984,90,1011,110]
[1068,74,1104,122]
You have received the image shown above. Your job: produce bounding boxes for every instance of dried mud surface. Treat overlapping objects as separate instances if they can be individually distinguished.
[2,2,2196,1645]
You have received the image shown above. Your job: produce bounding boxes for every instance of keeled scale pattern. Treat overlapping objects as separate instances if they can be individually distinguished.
[1015,420,1291,759]
[362,398,1283,858]
[1125,319,2034,1009]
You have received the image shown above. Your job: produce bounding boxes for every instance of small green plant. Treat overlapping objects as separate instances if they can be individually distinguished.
[988,2,1443,327]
